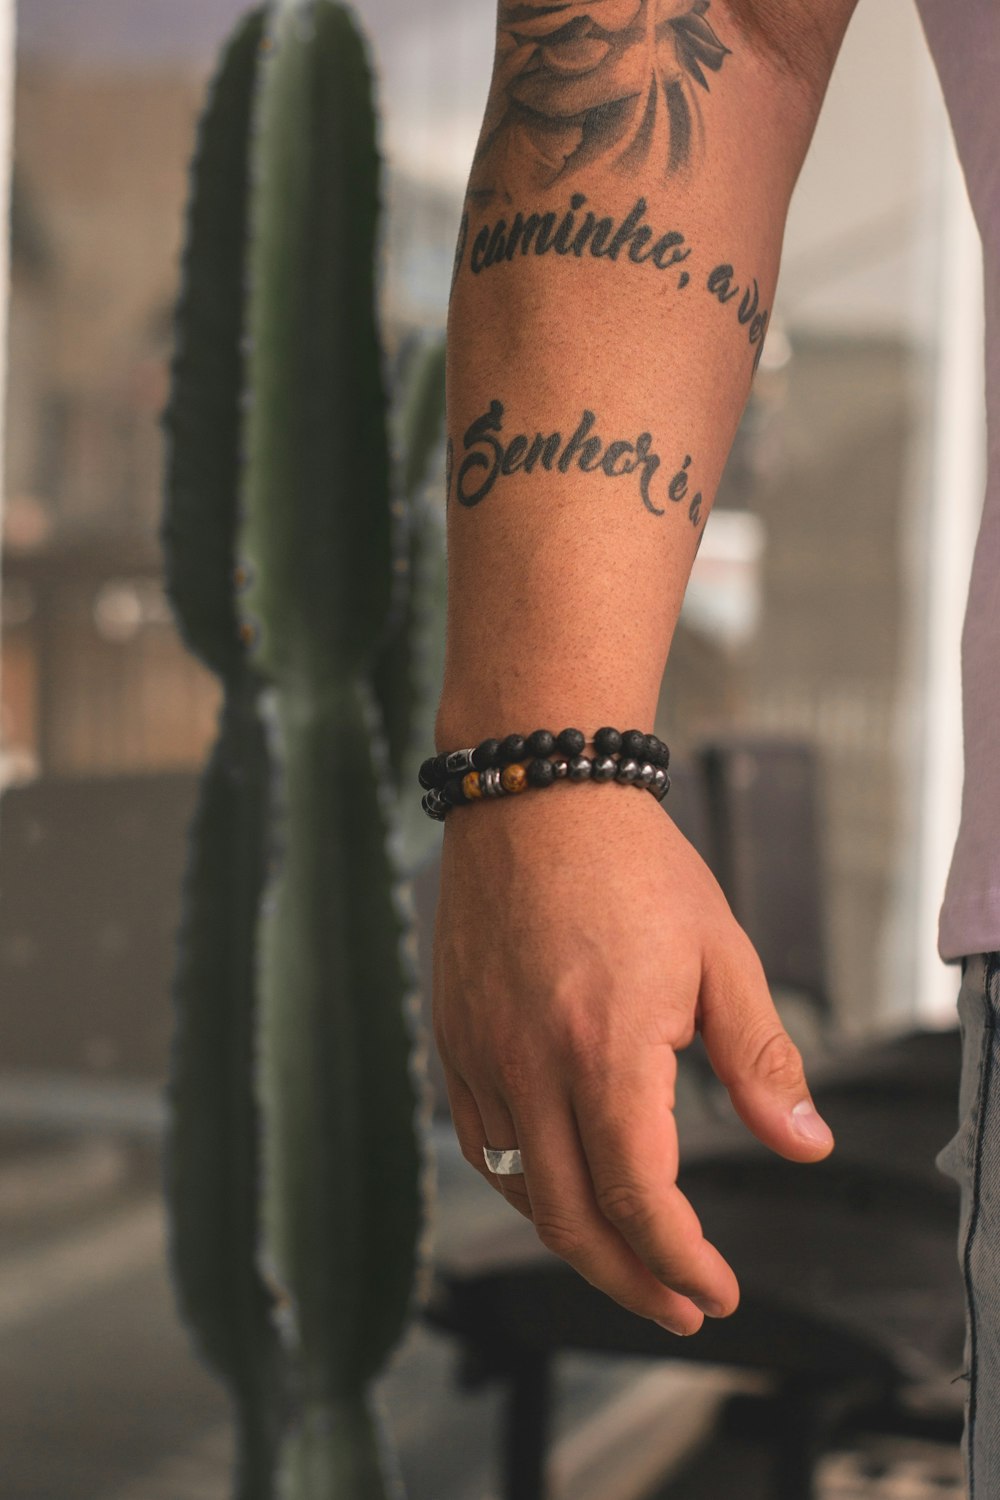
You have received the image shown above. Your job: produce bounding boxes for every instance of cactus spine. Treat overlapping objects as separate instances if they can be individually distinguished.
[162,2,439,1495]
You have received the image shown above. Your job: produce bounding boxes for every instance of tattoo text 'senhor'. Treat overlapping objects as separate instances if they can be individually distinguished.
[451,398,704,528]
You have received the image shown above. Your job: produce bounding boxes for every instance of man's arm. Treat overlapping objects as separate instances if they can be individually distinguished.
[433,0,858,1335]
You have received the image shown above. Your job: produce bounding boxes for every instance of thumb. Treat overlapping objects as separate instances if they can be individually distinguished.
[698,935,835,1162]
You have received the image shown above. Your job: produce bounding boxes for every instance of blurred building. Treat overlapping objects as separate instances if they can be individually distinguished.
[2,62,217,779]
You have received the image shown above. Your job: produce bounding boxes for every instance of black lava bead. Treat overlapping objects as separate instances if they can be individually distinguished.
[418,756,439,790]
[526,728,556,758]
[621,729,648,760]
[527,757,556,788]
[433,753,451,786]
[499,733,528,764]
[594,726,623,756]
[557,727,586,757]
[440,778,467,807]
[473,738,502,771]
[647,735,670,769]
[568,755,592,781]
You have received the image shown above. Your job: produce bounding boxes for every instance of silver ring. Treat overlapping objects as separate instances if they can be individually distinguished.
[484,1146,523,1175]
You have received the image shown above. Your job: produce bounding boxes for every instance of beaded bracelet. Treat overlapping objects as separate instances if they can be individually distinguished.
[418,726,670,822]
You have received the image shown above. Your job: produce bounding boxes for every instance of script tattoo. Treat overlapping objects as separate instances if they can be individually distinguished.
[706,262,769,369]
[450,399,704,528]
[470,0,730,202]
[452,189,769,370]
[464,193,690,276]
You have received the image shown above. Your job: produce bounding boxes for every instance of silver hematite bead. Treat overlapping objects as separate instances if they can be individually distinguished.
[652,767,670,798]
[482,766,504,797]
[616,757,640,784]
[635,762,656,789]
[568,755,592,781]
[444,747,476,777]
[592,755,617,782]
[551,759,570,779]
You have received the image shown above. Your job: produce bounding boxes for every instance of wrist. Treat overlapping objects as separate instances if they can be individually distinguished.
[434,696,661,757]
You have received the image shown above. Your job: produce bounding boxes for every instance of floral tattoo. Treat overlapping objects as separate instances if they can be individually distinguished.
[470,0,731,202]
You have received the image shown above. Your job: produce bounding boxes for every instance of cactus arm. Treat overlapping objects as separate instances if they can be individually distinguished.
[240,0,392,686]
[257,683,424,1392]
[165,689,285,1500]
[161,7,265,680]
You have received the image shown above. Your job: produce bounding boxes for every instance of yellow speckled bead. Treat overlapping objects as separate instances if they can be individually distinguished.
[501,762,529,794]
[463,771,483,800]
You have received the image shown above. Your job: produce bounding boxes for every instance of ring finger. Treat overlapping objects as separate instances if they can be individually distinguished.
[442,1059,534,1219]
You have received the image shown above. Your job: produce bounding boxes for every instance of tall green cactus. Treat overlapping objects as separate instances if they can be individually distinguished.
[162,2,442,1495]
[162,14,285,1498]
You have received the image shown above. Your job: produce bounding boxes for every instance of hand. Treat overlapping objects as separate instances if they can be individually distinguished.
[431,781,835,1336]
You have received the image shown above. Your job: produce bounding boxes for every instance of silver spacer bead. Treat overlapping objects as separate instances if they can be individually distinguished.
[481,766,504,797]
[568,755,592,781]
[551,759,570,778]
[616,757,640,784]
[592,755,617,782]
[444,747,477,777]
[635,762,656,789]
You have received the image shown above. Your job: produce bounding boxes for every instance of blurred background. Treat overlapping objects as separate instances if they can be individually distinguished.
[0,1,983,1496]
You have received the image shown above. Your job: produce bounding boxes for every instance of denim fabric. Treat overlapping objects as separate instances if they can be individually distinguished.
[936,952,1000,1496]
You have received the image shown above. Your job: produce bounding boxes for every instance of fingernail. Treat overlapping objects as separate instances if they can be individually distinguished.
[694,1297,728,1318]
[654,1319,685,1336]
[791,1099,834,1148]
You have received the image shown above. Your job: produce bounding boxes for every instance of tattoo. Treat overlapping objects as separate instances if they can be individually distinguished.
[451,398,703,527]
[451,214,469,299]
[462,194,690,276]
[706,262,770,369]
[452,187,769,372]
[471,1,731,203]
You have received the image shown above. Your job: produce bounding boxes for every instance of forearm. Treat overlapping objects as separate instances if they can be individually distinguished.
[437,0,855,750]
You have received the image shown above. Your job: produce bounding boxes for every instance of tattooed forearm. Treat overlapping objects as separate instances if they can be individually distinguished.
[448,399,704,528]
[471,1,731,203]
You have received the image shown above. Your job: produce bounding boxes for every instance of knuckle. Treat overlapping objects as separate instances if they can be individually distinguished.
[560,1017,608,1072]
[594,1181,653,1234]
[751,1028,805,1091]
[533,1212,586,1261]
[493,1049,533,1101]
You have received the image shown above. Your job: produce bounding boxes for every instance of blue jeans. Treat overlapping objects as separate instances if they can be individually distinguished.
[936,952,1000,1495]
